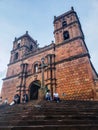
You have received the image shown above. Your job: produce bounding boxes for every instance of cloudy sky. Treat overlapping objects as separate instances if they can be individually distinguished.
[0,0,98,92]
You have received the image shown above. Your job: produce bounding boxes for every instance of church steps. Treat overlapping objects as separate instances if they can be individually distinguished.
[0,125,98,130]
[0,100,98,129]
[0,120,98,126]
[1,112,98,121]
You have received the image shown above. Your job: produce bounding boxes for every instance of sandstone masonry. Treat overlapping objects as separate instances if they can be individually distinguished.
[1,7,98,103]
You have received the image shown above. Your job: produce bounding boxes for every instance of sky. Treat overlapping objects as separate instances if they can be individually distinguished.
[0,0,98,92]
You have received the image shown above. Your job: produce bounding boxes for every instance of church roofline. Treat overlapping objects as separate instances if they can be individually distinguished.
[53,7,76,23]
[14,31,37,44]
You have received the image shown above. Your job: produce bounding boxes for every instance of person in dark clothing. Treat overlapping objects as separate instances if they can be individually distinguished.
[14,94,20,104]
[10,94,20,105]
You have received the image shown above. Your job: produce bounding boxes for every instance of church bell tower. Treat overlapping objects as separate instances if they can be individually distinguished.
[53,7,98,100]
[10,31,38,64]
[54,7,84,45]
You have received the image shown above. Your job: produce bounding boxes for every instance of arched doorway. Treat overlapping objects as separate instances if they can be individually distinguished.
[29,80,41,100]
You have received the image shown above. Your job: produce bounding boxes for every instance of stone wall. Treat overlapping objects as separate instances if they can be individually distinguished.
[56,57,94,100]
[1,8,98,103]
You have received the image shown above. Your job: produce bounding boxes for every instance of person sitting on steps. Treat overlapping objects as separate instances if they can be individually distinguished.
[10,94,20,105]
[4,98,8,104]
[45,90,52,101]
[53,92,60,103]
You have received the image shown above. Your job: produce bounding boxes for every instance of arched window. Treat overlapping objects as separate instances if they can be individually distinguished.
[34,64,38,73]
[14,52,18,60]
[63,31,70,40]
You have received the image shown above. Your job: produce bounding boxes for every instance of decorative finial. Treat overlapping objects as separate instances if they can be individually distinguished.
[14,37,17,41]
[51,40,54,44]
[71,6,74,11]
[26,31,28,34]
[54,16,56,20]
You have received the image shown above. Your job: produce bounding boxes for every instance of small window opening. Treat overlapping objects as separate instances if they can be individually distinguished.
[62,21,67,27]
[63,31,70,40]
[14,52,18,60]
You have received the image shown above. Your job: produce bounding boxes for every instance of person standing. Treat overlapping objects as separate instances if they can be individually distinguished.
[22,93,28,103]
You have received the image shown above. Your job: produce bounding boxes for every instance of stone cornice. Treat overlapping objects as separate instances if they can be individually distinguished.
[11,45,30,53]
[55,53,90,65]
[55,36,84,48]
[54,21,78,34]
[2,74,19,81]
[53,10,76,23]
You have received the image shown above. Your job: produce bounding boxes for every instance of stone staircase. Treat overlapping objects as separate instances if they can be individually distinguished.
[0,100,98,129]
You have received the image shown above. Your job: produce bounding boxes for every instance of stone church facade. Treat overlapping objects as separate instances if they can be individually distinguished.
[1,7,98,103]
